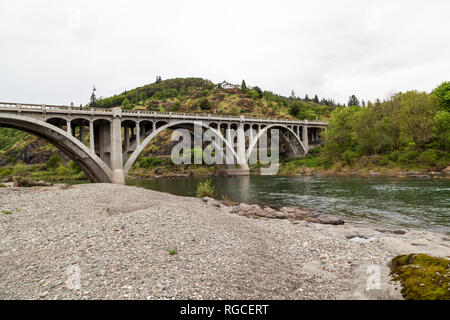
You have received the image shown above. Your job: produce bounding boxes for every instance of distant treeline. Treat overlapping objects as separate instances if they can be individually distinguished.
[322,81,450,169]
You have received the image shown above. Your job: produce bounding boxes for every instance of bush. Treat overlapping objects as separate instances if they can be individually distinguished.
[342,150,359,165]
[11,162,29,175]
[138,156,163,168]
[68,160,81,173]
[171,102,181,112]
[196,179,214,198]
[46,153,62,171]
[418,150,438,166]
[398,151,420,164]
[198,98,211,110]
[56,164,70,175]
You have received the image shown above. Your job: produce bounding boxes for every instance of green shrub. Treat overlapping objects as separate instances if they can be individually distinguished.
[171,102,181,112]
[196,179,214,198]
[398,151,420,164]
[138,156,163,168]
[46,153,62,171]
[68,160,81,173]
[11,162,29,175]
[56,164,70,175]
[342,150,359,165]
[198,98,211,110]
[418,150,438,166]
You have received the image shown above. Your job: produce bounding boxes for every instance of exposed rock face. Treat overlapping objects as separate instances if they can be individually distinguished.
[12,177,53,187]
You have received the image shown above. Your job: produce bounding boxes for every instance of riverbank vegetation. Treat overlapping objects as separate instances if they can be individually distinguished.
[280,82,450,175]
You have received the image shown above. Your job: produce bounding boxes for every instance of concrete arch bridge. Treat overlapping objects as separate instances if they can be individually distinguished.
[0,102,327,184]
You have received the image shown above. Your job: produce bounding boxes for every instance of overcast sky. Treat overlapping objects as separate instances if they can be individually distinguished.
[1,0,449,105]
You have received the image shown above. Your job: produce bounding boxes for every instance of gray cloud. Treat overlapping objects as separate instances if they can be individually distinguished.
[0,0,449,105]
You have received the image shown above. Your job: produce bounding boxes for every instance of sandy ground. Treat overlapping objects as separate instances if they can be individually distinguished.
[0,183,448,300]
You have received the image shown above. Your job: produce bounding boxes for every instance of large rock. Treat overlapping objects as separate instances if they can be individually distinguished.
[12,177,53,187]
[202,197,222,208]
[308,215,345,225]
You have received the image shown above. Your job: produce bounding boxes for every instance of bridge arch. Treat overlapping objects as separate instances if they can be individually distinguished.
[0,113,112,183]
[246,124,307,160]
[123,120,241,175]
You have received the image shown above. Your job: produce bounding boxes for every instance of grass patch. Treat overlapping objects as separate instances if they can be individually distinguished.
[196,178,214,198]
[390,253,450,300]
[168,248,177,255]
[1,210,13,214]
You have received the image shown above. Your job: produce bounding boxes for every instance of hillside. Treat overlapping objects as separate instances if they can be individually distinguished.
[94,77,336,120]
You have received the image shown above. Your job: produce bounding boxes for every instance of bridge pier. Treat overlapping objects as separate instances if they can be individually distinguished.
[89,120,95,153]
[110,109,125,184]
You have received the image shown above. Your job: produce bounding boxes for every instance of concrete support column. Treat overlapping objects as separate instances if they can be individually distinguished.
[302,125,309,151]
[124,125,130,152]
[89,120,94,153]
[136,122,140,147]
[110,108,125,184]
[66,120,71,136]
[225,124,234,165]
[236,123,249,174]
[80,125,85,144]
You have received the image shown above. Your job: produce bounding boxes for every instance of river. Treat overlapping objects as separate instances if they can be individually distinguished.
[126,175,450,234]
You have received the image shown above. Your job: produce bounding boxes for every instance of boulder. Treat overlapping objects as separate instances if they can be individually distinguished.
[12,177,53,187]
[202,197,222,208]
[308,215,345,225]
[234,203,254,213]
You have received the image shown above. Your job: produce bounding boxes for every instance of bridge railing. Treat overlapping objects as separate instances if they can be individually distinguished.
[0,102,328,126]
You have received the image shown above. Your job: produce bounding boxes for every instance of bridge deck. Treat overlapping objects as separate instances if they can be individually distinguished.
[0,102,328,127]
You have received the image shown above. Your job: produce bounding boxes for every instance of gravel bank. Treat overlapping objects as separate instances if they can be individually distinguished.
[0,184,448,300]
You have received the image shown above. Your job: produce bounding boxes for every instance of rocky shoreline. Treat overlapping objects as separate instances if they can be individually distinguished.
[0,183,449,300]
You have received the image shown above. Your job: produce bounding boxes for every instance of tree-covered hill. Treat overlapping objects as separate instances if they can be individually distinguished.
[93,77,338,121]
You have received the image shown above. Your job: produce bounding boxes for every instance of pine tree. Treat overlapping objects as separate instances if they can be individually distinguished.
[313,95,319,103]
[348,95,360,106]
[304,94,309,101]
[155,76,162,83]
[89,86,97,107]
[290,90,296,99]
[241,80,247,93]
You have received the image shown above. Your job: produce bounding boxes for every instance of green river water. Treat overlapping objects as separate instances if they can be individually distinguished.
[125,175,450,235]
